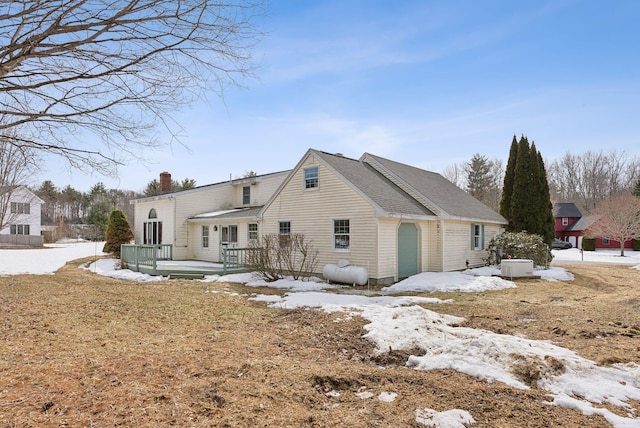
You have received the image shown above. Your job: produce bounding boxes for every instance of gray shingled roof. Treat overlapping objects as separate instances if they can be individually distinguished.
[189,206,262,221]
[361,153,507,223]
[313,151,435,217]
[567,214,599,232]
[554,202,582,218]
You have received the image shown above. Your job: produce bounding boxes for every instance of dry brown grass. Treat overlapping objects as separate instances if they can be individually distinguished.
[1,258,638,427]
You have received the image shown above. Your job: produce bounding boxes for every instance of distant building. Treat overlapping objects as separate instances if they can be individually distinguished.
[0,185,44,247]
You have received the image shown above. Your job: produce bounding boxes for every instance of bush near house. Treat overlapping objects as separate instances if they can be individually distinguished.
[634,239,640,251]
[582,238,596,252]
[102,210,134,258]
[486,231,553,268]
[247,233,319,281]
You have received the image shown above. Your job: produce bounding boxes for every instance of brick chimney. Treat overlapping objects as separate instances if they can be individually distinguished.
[160,172,172,193]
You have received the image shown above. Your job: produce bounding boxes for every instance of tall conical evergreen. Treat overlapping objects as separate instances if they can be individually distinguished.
[499,135,518,229]
[500,135,555,245]
[510,136,533,232]
[103,210,134,258]
[536,149,555,245]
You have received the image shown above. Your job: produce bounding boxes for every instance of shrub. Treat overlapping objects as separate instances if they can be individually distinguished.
[102,210,134,258]
[634,239,640,251]
[582,238,596,251]
[247,233,319,281]
[486,231,552,268]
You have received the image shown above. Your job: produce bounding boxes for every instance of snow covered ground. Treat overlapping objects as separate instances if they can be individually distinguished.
[0,240,106,275]
[2,245,640,427]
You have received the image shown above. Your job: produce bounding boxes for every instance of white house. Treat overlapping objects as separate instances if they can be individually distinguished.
[131,150,508,284]
[130,170,291,261]
[0,185,44,246]
[258,149,507,284]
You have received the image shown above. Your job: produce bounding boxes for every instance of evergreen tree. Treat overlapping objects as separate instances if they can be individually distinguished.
[499,135,555,246]
[633,176,640,197]
[510,136,533,232]
[499,135,518,229]
[536,149,555,245]
[85,200,113,239]
[103,210,134,257]
[466,153,493,202]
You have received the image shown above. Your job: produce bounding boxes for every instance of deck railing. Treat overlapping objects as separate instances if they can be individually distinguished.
[121,244,173,275]
[120,244,260,276]
[221,247,261,274]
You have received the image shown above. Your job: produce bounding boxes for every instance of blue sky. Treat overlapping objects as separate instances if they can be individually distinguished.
[42,0,640,192]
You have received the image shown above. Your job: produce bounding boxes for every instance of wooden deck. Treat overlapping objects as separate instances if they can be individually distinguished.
[120,244,254,278]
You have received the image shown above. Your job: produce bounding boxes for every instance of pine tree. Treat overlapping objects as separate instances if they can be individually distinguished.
[510,136,533,232]
[466,153,493,203]
[103,210,134,258]
[499,135,518,229]
[536,149,555,245]
[633,177,640,197]
[499,135,555,246]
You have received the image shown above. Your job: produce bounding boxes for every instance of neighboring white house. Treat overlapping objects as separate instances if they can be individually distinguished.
[131,149,508,284]
[0,185,44,246]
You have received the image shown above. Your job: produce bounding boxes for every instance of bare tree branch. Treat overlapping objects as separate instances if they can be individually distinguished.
[0,0,265,174]
[586,195,640,256]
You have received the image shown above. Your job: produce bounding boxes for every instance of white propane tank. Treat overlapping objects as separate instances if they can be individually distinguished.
[323,261,368,286]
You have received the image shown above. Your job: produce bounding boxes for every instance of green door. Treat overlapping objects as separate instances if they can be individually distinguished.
[398,223,419,278]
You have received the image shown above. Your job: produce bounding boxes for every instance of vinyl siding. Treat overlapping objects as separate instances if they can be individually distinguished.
[133,172,287,260]
[133,199,175,249]
[261,159,379,279]
[0,187,42,236]
[376,219,398,281]
[191,221,259,262]
[441,220,503,271]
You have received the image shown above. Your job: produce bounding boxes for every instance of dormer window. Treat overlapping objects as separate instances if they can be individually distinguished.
[243,186,250,205]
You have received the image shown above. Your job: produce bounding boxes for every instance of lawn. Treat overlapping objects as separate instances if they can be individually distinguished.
[1,258,639,427]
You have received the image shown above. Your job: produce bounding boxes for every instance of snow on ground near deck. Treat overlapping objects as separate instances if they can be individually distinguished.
[3,246,640,427]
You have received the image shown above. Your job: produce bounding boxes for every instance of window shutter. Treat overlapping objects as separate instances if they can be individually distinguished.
[470,224,474,250]
[481,225,485,249]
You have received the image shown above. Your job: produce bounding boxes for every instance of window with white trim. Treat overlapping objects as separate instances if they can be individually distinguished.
[603,237,610,245]
[10,224,30,235]
[243,186,250,205]
[143,209,162,244]
[333,219,350,250]
[562,217,568,226]
[279,221,291,246]
[471,224,484,250]
[202,225,209,248]
[11,202,30,214]
[304,167,318,189]
[248,223,258,240]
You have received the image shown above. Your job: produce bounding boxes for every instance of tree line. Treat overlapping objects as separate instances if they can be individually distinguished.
[30,177,197,242]
[444,140,640,214]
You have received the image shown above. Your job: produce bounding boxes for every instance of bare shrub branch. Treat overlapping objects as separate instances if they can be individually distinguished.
[247,233,319,281]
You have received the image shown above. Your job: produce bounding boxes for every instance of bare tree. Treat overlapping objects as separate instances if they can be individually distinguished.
[0,1,264,174]
[548,150,640,211]
[441,162,465,188]
[0,134,39,230]
[586,195,640,256]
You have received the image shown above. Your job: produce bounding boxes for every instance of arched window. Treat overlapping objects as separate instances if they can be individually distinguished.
[144,209,162,244]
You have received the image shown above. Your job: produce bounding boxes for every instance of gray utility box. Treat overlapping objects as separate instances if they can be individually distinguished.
[501,259,534,278]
